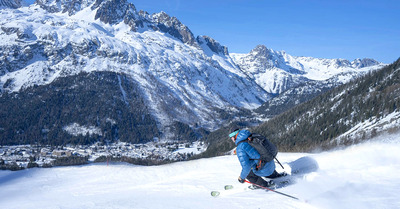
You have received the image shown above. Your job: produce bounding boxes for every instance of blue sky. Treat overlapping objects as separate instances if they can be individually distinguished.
[131,0,399,63]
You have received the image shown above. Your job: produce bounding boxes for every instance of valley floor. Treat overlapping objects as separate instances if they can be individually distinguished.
[1,133,400,209]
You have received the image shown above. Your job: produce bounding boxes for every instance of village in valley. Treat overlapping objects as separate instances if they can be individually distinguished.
[0,141,206,171]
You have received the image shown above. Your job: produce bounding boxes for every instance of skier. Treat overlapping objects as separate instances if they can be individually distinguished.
[229,127,286,188]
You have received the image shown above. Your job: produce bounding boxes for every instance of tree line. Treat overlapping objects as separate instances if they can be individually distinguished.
[200,58,400,157]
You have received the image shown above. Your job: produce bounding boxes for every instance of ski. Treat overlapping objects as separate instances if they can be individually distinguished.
[244,180,300,200]
[211,157,318,199]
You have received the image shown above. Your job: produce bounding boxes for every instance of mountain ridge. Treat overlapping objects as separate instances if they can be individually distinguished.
[231,45,384,95]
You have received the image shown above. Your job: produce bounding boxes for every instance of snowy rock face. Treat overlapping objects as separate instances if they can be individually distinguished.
[92,0,137,26]
[150,11,198,47]
[0,0,21,8]
[36,0,197,46]
[197,36,229,56]
[231,45,385,95]
[36,0,96,14]
[0,0,385,145]
[0,1,269,144]
[351,58,381,68]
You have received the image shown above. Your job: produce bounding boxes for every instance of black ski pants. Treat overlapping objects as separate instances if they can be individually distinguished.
[246,169,281,187]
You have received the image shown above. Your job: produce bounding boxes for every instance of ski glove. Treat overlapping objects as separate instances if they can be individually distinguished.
[238,176,245,183]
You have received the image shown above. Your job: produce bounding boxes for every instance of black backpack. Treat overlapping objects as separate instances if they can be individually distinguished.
[238,133,281,170]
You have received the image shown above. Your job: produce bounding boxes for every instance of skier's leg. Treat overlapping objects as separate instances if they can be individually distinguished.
[246,170,259,184]
[266,170,287,179]
[247,170,274,188]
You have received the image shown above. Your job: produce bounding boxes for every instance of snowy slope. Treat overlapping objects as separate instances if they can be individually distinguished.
[231,45,385,94]
[1,132,399,209]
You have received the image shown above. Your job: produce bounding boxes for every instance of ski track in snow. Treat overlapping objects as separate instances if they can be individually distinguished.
[1,133,400,209]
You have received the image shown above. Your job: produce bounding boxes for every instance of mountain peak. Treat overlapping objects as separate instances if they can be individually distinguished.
[34,0,196,46]
[351,58,381,68]
[92,0,138,26]
[151,11,197,47]
[197,35,229,56]
[250,45,270,56]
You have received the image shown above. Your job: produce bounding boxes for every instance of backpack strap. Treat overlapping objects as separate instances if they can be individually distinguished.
[236,139,247,146]
[235,134,252,146]
[237,133,284,170]
[236,136,264,170]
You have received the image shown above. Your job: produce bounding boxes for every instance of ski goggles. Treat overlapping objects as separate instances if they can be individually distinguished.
[229,130,239,138]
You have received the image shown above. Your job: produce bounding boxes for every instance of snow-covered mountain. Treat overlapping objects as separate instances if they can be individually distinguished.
[0,0,269,143]
[0,0,386,145]
[251,58,400,152]
[231,45,385,95]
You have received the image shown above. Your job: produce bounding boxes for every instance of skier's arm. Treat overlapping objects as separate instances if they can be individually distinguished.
[236,145,253,180]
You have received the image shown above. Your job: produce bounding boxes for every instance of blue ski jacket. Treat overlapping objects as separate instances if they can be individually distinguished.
[235,130,276,180]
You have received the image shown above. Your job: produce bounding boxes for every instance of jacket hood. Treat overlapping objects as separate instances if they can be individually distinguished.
[235,130,251,145]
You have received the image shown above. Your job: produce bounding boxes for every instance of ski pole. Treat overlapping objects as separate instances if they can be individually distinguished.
[275,157,285,169]
[244,180,300,200]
